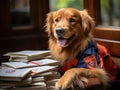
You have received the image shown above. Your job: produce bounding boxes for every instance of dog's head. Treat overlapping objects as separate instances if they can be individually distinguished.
[46,8,94,47]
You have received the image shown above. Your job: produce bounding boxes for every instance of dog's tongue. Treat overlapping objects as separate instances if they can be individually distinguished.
[57,39,67,47]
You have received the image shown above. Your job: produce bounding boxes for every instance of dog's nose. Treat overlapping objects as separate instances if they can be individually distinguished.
[56,28,65,36]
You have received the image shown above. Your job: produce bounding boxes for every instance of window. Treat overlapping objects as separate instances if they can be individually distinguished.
[10,0,32,27]
[84,0,120,57]
[100,0,120,27]
[0,0,49,55]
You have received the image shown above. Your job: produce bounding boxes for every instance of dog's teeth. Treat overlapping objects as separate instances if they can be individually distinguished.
[57,40,67,47]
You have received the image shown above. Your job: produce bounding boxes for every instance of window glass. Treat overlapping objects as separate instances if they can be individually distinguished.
[49,0,83,11]
[10,0,31,27]
[100,0,120,27]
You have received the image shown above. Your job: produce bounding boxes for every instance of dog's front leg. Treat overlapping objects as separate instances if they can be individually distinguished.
[55,68,89,90]
[55,68,109,90]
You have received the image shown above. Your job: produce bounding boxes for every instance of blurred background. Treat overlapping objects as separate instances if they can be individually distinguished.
[10,0,120,27]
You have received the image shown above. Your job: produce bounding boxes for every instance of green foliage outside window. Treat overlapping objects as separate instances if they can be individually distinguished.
[101,0,120,26]
[50,0,83,11]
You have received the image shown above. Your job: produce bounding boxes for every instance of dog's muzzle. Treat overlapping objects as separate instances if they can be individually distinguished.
[55,28,75,47]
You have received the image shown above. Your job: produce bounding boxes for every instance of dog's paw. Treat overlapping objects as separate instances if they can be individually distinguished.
[55,75,73,90]
[55,68,88,90]
[55,80,70,90]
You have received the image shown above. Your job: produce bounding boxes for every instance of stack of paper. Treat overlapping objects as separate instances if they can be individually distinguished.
[0,67,31,81]
[0,50,60,90]
[4,50,50,62]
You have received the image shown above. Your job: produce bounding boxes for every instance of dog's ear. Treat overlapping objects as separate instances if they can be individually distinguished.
[46,12,54,37]
[80,10,95,36]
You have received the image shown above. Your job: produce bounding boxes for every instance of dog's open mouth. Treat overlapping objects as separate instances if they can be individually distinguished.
[57,34,75,47]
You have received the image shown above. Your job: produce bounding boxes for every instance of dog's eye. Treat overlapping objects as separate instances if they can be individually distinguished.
[69,18,75,24]
[54,18,59,23]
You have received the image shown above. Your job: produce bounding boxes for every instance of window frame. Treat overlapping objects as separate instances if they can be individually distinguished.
[84,0,120,57]
[0,0,49,35]
[0,0,49,55]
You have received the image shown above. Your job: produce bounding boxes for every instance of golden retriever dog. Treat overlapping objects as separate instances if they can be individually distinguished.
[45,8,119,90]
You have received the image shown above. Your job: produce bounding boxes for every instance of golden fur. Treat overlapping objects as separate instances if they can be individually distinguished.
[46,8,109,90]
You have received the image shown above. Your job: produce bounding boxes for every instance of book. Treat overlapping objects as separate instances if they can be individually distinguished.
[30,82,46,87]
[3,83,46,90]
[4,50,50,62]
[6,82,46,90]
[7,83,47,90]
[32,76,45,82]
[32,71,57,77]
[2,62,35,69]
[0,67,31,81]
[28,66,58,76]
[2,59,59,69]
[30,59,59,67]
[0,77,32,89]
